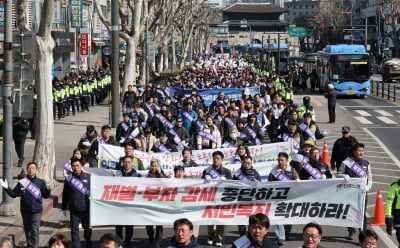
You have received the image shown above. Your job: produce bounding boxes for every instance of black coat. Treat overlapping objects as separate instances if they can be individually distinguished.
[13,118,29,140]
[62,172,90,211]
[168,235,203,248]
[326,89,337,108]
[330,135,358,169]
[5,176,50,213]
[232,235,278,248]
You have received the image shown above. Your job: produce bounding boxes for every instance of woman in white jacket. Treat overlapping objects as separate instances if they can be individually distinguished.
[197,116,222,149]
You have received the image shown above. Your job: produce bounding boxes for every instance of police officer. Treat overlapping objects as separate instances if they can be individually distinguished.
[385,179,400,247]
[298,96,316,121]
[62,158,92,248]
[0,162,51,248]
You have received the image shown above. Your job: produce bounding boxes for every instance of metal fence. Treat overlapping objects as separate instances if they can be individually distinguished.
[370,80,400,102]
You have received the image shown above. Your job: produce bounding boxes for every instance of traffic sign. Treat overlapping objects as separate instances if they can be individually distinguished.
[289,27,307,37]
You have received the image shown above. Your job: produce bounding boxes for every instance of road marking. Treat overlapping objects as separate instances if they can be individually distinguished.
[374,110,393,116]
[310,97,323,107]
[372,174,399,178]
[354,110,371,116]
[376,116,397,124]
[354,116,373,124]
[372,167,400,171]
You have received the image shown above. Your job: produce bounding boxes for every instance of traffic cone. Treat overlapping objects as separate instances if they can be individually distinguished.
[321,140,330,166]
[371,190,386,226]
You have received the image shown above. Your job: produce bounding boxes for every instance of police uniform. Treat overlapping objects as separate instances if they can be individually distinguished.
[385,180,400,245]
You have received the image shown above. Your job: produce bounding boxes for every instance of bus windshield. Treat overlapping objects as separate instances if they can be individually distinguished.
[331,54,370,81]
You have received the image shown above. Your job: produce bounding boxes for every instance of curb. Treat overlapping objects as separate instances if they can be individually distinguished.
[2,184,64,245]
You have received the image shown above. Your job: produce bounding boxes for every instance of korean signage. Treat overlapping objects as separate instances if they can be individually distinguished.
[52,31,75,54]
[90,177,366,227]
[0,0,4,33]
[80,33,89,56]
[70,0,82,28]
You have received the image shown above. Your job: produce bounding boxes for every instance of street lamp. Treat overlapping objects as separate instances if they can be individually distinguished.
[240,18,253,53]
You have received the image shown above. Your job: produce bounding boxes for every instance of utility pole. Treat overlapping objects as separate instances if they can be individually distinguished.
[277,33,281,75]
[111,0,120,127]
[1,0,17,216]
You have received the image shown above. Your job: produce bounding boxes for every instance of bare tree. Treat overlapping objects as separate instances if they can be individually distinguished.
[376,0,400,57]
[32,0,56,181]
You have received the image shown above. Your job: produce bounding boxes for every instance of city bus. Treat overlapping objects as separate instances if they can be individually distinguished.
[317,44,371,97]
[213,43,231,59]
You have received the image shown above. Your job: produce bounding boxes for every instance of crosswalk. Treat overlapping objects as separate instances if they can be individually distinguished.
[349,109,400,125]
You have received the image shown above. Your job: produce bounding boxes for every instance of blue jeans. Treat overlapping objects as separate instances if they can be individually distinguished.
[274,225,285,240]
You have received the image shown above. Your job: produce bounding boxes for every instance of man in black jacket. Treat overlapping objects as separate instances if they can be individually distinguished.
[232,213,278,248]
[330,126,358,170]
[62,158,92,248]
[0,162,51,248]
[122,85,136,113]
[169,218,202,248]
[13,117,29,167]
[89,125,119,167]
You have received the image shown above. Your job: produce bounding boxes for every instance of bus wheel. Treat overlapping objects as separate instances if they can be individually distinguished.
[360,95,366,99]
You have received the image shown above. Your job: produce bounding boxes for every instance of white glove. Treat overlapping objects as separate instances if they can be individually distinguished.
[321,174,326,179]
[119,137,126,144]
[0,179,8,189]
[322,129,329,136]
[182,141,188,147]
[96,154,100,160]
[62,210,68,217]
[296,179,301,182]
[46,182,53,190]
[204,175,211,182]
[82,141,91,147]
[343,175,351,182]
[365,186,370,192]
[220,176,226,181]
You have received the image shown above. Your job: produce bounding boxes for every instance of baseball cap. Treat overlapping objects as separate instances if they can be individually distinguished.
[342,126,350,132]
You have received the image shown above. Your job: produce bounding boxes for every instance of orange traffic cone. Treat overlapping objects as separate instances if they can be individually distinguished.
[371,190,386,226]
[321,140,330,166]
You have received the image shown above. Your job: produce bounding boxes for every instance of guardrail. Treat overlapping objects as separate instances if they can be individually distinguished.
[370,80,400,102]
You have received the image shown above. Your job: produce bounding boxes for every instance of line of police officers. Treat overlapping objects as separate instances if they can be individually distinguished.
[52,70,112,120]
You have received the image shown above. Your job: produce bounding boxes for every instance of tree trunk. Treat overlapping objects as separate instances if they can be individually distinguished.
[122,38,136,92]
[33,0,55,182]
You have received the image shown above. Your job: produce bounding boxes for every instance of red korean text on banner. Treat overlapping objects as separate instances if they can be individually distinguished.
[80,33,89,56]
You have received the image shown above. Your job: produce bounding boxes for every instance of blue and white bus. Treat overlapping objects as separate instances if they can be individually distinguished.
[317,44,371,97]
[213,43,231,59]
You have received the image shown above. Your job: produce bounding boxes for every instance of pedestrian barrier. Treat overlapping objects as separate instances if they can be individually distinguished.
[321,140,330,166]
[370,80,400,102]
[371,190,386,226]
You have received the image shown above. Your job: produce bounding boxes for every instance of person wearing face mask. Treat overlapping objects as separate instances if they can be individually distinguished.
[298,96,316,121]
[139,127,157,153]
[197,116,222,149]
[0,162,52,248]
[233,156,261,236]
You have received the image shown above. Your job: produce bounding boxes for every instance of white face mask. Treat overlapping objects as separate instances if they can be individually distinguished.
[230,133,238,140]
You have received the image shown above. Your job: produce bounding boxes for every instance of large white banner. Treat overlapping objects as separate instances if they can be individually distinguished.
[98,142,292,179]
[90,177,366,228]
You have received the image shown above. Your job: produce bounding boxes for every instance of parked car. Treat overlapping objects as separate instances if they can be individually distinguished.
[382,58,400,82]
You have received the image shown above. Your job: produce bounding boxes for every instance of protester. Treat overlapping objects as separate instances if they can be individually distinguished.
[48,234,69,248]
[296,222,326,248]
[62,158,92,248]
[359,230,379,248]
[232,213,278,248]
[0,162,52,248]
[99,233,121,248]
[167,218,202,248]
[337,143,372,240]
[330,126,358,171]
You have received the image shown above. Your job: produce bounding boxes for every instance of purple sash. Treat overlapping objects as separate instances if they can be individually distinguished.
[125,128,140,143]
[64,161,73,174]
[156,142,169,152]
[222,141,235,148]
[156,89,165,98]
[153,103,161,112]
[271,167,291,181]
[299,123,316,141]
[238,132,247,139]
[141,122,148,128]
[182,111,195,123]
[207,167,222,179]
[156,114,174,130]
[195,120,204,130]
[145,103,154,117]
[236,171,251,181]
[83,137,92,147]
[121,122,129,132]
[225,117,236,128]
[67,175,90,197]
[343,158,367,178]
[283,133,300,149]
[98,137,107,144]
[245,125,262,145]
[19,178,42,203]
[199,131,217,144]
[303,162,324,179]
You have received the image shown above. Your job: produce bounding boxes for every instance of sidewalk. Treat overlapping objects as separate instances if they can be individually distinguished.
[0,102,113,246]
